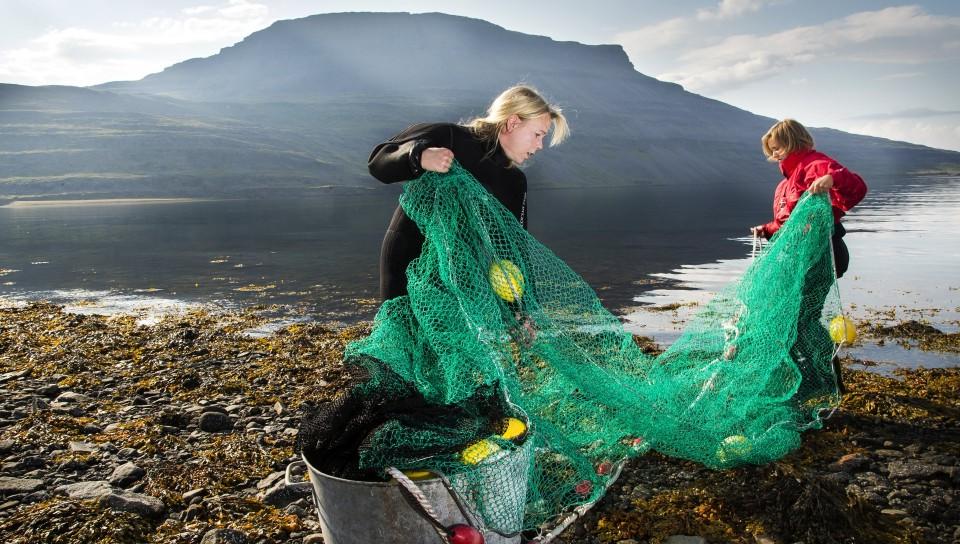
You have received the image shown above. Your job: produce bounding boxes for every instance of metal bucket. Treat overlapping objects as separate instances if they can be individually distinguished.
[286,445,530,544]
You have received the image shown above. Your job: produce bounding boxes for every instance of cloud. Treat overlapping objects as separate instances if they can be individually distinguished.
[696,0,781,21]
[656,6,960,93]
[615,0,779,55]
[0,0,269,86]
[848,108,960,120]
[874,71,924,81]
[615,17,693,54]
[839,118,960,152]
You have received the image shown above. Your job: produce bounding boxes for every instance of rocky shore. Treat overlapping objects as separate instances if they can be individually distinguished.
[0,302,957,543]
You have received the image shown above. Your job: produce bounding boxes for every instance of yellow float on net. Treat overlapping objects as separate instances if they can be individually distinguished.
[461,418,528,465]
[829,315,857,344]
[488,259,525,302]
[461,439,501,465]
[715,434,752,464]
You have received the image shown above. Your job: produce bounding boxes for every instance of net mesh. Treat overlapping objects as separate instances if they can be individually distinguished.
[301,163,842,534]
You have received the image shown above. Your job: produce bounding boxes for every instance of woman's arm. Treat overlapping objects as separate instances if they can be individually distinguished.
[804,159,868,211]
[367,123,453,183]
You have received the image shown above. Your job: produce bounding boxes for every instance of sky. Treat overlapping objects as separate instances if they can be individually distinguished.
[2,0,959,151]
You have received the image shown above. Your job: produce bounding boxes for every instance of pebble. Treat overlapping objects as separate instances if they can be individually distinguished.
[99,490,166,518]
[200,527,249,544]
[198,411,234,432]
[109,462,146,488]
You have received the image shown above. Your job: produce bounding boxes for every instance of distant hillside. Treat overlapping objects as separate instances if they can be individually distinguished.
[1,12,958,200]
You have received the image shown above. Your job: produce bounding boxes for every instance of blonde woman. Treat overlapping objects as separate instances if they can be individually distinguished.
[368,85,569,300]
[750,119,867,393]
[751,119,867,276]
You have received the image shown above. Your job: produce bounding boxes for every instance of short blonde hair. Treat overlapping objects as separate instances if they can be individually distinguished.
[466,85,569,150]
[762,119,814,161]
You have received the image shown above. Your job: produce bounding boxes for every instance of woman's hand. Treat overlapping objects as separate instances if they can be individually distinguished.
[750,225,765,238]
[420,147,455,173]
[809,174,834,194]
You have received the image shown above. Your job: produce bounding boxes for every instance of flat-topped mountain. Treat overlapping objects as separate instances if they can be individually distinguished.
[1,12,957,200]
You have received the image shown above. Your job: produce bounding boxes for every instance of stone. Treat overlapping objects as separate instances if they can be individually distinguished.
[257,471,284,490]
[198,412,233,432]
[49,402,84,417]
[36,383,61,397]
[99,490,166,518]
[21,490,50,504]
[0,370,30,383]
[54,391,92,403]
[183,487,208,502]
[56,480,112,499]
[69,441,98,453]
[260,479,311,508]
[0,477,44,495]
[302,534,324,544]
[200,528,249,544]
[665,537,707,544]
[109,462,146,488]
[829,453,870,472]
[874,449,904,458]
[181,502,205,521]
[81,424,103,434]
[887,460,954,480]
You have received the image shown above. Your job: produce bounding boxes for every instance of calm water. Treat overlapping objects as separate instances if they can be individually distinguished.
[1,176,958,370]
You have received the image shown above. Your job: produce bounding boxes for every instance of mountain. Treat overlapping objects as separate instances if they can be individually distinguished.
[1,12,958,201]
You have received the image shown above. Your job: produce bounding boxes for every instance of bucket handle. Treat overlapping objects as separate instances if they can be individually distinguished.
[284,460,312,490]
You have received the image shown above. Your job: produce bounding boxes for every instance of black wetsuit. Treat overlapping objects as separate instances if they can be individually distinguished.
[368,123,528,300]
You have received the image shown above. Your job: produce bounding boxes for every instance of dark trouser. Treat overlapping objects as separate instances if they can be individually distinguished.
[379,228,425,301]
[792,223,848,397]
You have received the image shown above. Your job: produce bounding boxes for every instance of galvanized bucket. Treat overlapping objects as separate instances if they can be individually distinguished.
[286,443,531,544]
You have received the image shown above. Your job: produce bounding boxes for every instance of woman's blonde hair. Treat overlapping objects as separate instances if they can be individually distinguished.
[466,85,569,152]
[762,119,814,161]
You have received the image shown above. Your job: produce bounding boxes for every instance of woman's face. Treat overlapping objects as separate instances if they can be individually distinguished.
[767,136,787,162]
[500,114,551,165]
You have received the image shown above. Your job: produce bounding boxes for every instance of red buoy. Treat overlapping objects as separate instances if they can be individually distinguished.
[448,523,484,544]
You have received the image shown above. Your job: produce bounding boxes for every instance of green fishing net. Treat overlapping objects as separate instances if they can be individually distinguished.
[341,163,842,535]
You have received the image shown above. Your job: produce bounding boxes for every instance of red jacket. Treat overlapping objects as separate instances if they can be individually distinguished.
[760,149,867,238]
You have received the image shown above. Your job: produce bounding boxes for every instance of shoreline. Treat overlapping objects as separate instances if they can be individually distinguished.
[0,198,210,208]
[0,302,957,543]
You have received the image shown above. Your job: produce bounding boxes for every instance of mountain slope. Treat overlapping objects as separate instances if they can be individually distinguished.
[1,12,957,200]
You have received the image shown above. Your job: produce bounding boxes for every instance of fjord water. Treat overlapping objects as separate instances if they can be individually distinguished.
[1,176,957,369]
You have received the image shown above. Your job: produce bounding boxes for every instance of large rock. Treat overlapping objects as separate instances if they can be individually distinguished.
[0,477,44,495]
[98,490,166,518]
[56,480,112,499]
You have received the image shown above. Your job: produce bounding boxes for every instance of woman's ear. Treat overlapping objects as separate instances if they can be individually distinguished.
[506,114,521,133]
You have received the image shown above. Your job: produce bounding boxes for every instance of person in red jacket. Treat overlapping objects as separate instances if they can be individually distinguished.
[751,119,867,394]
[751,119,867,277]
